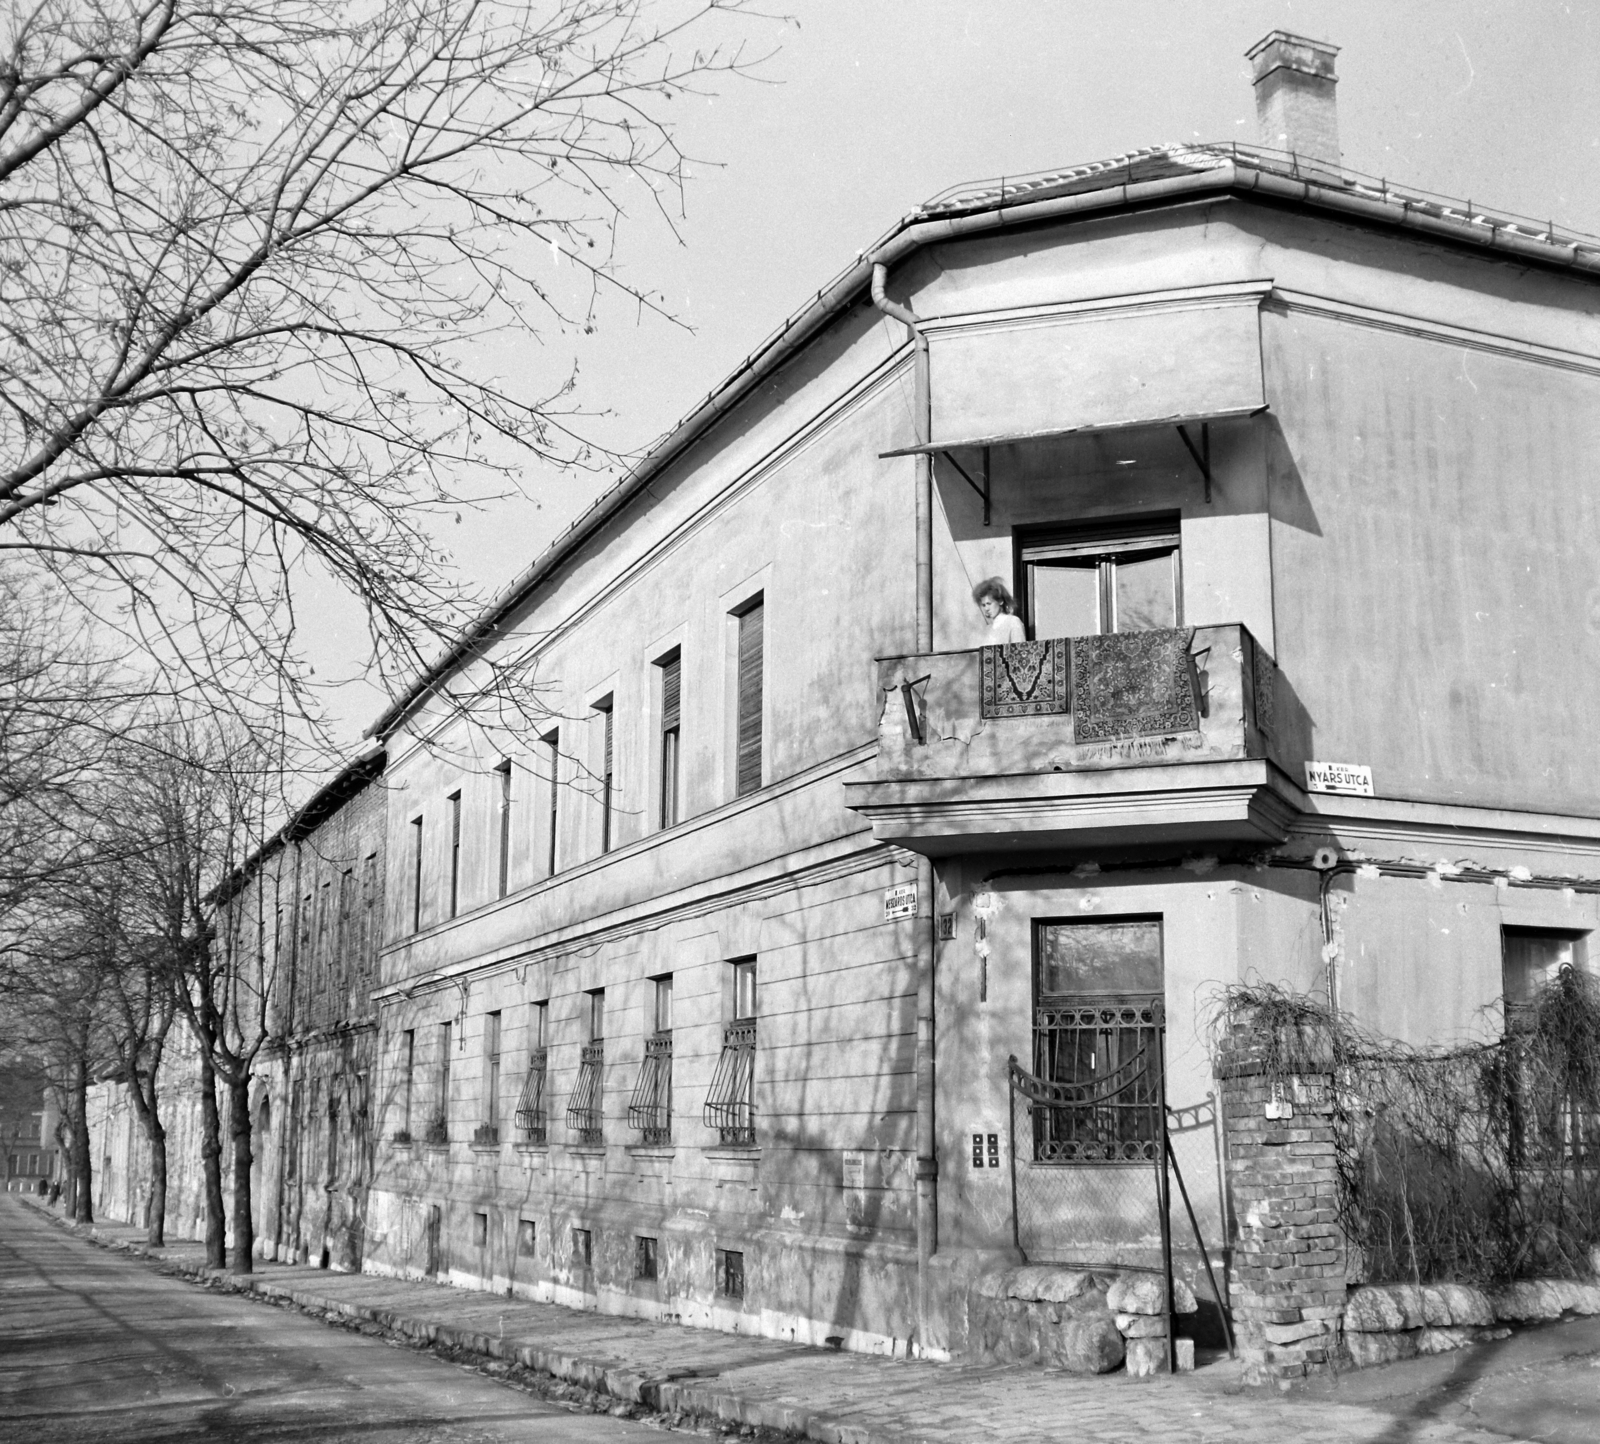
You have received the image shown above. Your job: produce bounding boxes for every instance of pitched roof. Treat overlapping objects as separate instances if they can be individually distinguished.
[368,143,1600,741]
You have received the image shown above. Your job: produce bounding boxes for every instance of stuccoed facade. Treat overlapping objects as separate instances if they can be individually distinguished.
[357,135,1600,1359]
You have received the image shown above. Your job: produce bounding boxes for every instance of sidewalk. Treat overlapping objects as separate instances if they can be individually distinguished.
[22,1198,1534,1444]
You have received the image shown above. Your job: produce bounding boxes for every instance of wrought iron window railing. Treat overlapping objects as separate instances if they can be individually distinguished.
[1028,995,1164,1163]
[567,1041,604,1144]
[628,1032,673,1144]
[704,1019,756,1146]
[514,1048,548,1144]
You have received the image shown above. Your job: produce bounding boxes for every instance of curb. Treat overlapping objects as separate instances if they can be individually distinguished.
[17,1197,899,1444]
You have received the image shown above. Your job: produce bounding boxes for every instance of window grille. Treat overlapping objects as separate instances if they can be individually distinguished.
[514,1048,548,1144]
[567,1041,604,1143]
[628,1032,673,1144]
[704,1020,756,1146]
[1031,996,1164,1162]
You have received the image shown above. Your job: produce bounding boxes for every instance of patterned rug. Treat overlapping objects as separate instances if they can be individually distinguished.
[1071,628,1198,742]
[980,638,1070,718]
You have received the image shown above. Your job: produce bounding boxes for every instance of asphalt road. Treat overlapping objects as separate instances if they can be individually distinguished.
[0,1198,652,1444]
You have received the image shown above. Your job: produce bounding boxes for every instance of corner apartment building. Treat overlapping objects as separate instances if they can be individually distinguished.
[356,33,1600,1360]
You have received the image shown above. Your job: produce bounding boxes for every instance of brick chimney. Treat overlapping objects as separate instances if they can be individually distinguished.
[1247,31,1340,168]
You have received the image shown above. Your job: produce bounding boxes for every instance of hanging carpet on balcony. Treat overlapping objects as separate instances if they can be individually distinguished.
[1071,628,1199,742]
[980,638,1070,718]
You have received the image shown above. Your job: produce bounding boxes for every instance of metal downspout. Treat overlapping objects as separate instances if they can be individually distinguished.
[872,262,939,1354]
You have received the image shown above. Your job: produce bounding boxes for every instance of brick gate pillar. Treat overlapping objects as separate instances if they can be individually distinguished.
[1215,1028,1347,1383]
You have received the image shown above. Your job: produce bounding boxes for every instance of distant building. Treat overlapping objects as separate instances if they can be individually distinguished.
[1,1059,59,1193]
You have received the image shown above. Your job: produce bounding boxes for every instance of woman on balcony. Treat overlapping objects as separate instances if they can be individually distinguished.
[974,577,1026,645]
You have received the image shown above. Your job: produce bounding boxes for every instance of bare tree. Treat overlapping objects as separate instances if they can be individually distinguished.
[0,0,777,732]
[121,718,288,1269]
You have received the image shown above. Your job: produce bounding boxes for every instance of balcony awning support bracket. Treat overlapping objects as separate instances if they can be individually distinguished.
[900,674,931,744]
[1175,422,1213,504]
[937,447,991,526]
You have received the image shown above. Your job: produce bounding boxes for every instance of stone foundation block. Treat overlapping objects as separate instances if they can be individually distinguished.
[1105,1273,1197,1316]
[1123,1336,1193,1376]
[1114,1312,1167,1338]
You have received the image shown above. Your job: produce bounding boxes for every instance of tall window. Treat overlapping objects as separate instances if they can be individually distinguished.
[400,1028,415,1139]
[483,1011,502,1138]
[409,816,424,934]
[428,1020,451,1144]
[1018,517,1180,639]
[568,989,605,1144]
[515,1001,549,1145]
[1030,918,1164,1163]
[1501,928,1596,1167]
[658,652,681,829]
[595,698,615,853]
[495,759,513,898]
[629,975,673,1145]
[542,729,560,876]
[447,791,463,918]
[705,959,756,1146]
[734,599,764,797]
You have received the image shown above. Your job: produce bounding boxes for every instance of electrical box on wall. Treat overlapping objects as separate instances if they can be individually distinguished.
[970,1131,1002,1169]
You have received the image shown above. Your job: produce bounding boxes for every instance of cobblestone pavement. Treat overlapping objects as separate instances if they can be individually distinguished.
[16,1198,1585,1444]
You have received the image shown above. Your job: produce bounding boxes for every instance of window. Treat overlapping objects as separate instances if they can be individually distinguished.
[360,853,378,978]
[635,1235,659,1281]
[716,1247,745,1299]
[1501,928,1597,1166]
[409,816,424,934]
[473,1211,489,1248]
[595,698,615,853]
[448,791,463,918]
[427,1020,451,1145]
[658,651,681,829]
[517,1218,537,1257]
[542,729,561,876]
[628,976,673,1145]
[1030,918,1165,1163]
[482,1011,502,1142]
[734,599,763,796]
[495,759,514,898]
[1503,929,1589,1010]
[515,1001,549,1144]
[1018,517,1180,640]
[326,1094,339,1181]
[572,1226,592,1267]
[568,990,605,1144]
[337,868,353,964]
[705,961,756,1147]
[399,1029,415,1139]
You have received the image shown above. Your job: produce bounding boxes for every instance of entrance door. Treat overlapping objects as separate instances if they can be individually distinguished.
[1031,917,1165,1162]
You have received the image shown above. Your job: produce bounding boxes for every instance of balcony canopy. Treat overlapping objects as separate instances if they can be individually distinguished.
[881,283,1270,465]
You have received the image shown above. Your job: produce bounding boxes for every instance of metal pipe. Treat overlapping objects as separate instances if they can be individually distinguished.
[872,260,939,1355]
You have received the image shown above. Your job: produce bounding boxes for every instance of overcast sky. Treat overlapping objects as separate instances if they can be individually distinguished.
[315,0,1600,745]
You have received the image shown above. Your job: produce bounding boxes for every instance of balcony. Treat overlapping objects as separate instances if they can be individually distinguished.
[843,623,1295,854]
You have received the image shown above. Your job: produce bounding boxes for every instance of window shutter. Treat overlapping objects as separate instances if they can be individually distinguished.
[661,654,680,733]
[736,601,763,796]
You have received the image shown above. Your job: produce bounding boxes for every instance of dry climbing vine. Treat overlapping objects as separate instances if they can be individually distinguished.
[1214,974,1600,1285]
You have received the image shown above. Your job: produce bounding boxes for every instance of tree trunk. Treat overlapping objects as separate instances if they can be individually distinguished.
[228,1075,254,1273]
[146,1120,168,1248]
[197,1050,226,1268]
[71,1053,93,1224]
